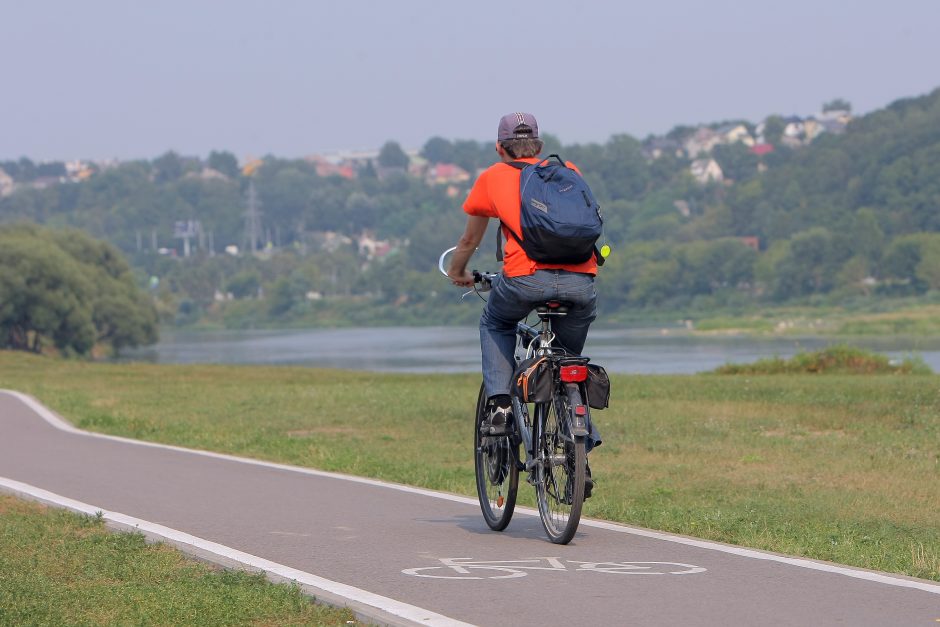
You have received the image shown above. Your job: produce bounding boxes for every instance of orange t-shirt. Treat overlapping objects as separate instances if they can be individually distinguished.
[463,157,598,278]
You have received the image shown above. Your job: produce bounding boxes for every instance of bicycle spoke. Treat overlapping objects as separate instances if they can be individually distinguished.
[474,383,518,531]
[535,387,586,544]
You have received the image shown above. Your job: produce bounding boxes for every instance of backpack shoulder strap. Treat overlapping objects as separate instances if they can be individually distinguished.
[496,161,529,261]
[496,221,525,262]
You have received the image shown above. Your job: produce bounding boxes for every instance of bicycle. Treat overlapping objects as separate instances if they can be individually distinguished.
[439,248,600,545]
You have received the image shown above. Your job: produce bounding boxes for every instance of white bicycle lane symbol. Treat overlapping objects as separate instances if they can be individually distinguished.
[402,557,706,579]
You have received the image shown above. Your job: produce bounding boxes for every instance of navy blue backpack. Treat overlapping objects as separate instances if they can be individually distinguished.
[500,155,604,266]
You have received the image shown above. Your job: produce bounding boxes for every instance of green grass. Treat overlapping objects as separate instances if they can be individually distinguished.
[691,303,940,337]
[0,351,938,584]
[692,316,778,334]
[0,494,358,626]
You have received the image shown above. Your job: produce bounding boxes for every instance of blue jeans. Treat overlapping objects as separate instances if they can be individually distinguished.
[480,270,600,450]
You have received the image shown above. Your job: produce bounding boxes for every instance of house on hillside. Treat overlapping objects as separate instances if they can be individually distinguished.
[820,107,852,126]
[307,155,358,179]
[802,118,826,142]
[818,108,851,135]
[642,137,682,160]
[186,167,230,181]
[426,163,470,185]
[750,143,775,156]
[715,123,755,147]
[242,158,264,177]
[65,160,95,182]
[683,127,721,158]
[690,158,723,184]
[408,155,428,178]
[357,232,394,261]
[358,232,401,262]
[311,231,353,253]
[781,116,806,147]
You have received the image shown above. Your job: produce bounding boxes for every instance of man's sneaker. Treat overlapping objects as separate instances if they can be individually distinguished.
[484,399,512,435]
[584,461,594,500]
[562,461,594,503]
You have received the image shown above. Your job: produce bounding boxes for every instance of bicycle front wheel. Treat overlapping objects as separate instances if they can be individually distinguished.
[534,388,586,544]
[474,383,519,531]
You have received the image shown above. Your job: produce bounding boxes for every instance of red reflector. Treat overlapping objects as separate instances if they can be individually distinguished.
[559,365,588,382]
[575,405,587,416]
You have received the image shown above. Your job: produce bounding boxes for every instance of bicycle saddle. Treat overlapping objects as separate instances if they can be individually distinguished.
[535,301,572,318]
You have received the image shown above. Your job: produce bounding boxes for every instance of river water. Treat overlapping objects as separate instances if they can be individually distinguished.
[118,326,940,374]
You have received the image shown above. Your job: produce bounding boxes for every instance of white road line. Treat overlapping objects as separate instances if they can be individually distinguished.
[0,476,473,627]
[3,388,939,596]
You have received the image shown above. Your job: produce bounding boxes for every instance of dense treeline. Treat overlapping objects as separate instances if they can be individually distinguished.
[2,87,940,327]
[0,224,158,354]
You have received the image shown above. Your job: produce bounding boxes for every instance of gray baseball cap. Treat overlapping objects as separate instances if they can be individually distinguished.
[497,112,539,141]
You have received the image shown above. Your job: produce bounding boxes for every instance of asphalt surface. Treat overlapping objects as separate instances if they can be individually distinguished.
[1,390,938,626]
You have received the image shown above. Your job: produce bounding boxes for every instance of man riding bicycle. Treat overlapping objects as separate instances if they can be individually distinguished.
[447,112,600,496]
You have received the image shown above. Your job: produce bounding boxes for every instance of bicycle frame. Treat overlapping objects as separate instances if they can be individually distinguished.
[510,307,588,473]
[441,245,594,543]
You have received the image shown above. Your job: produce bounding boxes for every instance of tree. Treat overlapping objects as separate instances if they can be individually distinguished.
[848,208,884,266]
[267,277,299,317]
[712,143,758,183]
[47,227,158,352]
[344,191,379,232]
[823,98,852,113]
[0,158,37,182]
[377,141,410,169]
[0,225,157,355]
[207,150,240,179]
[679,238,756,295]
[452,139,490,174]
[770,227,835,298]
[152,151,192,184]
[598,135,650,201]
[0,228,95,354]
[761,115,786,145]
[420,137,455,164]
[36,162,66,178]
[226,270,262,299]
[630,258,681,305]
[916,239,940,291]
[882,234,927,283]
[540,133,564,156]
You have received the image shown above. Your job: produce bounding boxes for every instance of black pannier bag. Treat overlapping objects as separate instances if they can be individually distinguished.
[513,356,552,403]
[585,364,610,409]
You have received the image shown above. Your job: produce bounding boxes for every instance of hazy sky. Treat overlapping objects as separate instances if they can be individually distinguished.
[3,1,939,161]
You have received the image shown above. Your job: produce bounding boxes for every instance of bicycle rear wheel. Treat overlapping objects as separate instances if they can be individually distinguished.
[534,386,586,544]
[474,383,519,531]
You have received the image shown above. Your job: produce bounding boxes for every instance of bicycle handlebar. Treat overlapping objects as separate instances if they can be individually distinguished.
[438,247,498,295]
[437,247,456,277]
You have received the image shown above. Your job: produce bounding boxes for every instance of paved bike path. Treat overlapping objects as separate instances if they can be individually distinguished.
[1,390,938,626]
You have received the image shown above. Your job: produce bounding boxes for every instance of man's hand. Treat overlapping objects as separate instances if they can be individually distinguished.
[448,268,475,288]
[448,215,490,288]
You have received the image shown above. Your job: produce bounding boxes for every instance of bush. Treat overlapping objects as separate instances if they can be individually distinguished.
[713,345,933,375]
